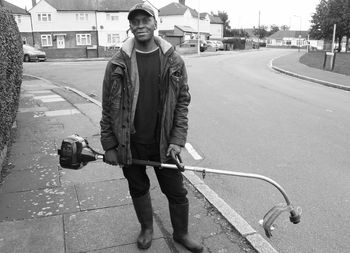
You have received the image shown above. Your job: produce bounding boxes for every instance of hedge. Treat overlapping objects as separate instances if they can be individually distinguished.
[0,7,23,152]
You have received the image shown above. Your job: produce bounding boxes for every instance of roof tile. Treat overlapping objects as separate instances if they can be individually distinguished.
[44,0,143,11]
[3,0,29,14]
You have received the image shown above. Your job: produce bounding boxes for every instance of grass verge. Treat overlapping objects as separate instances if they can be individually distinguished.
[299,51,350,76]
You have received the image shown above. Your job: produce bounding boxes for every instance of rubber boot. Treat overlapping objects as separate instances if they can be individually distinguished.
[169,203,203,253]
[132,192,154,249]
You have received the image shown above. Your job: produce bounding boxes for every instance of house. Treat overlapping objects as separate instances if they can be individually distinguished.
[158,0,223,46]
[27,0,158,58]
[158,25,196,46]
[267,30,309,48]
[208,14,223,39]
[3,0,32,45]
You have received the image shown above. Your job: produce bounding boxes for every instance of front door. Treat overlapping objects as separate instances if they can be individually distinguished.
[57,35,65,48]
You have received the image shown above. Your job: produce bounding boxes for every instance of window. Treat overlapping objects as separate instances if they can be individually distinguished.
[38,13,52,22]
[106,13,119,21]
[107,34,120,45]
[76,13,88,21]
[14,15,21,23]
[76,34,91,45]
[41,34,52,46]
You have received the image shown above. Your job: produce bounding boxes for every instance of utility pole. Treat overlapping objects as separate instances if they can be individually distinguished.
[330,24,337,70]
[331,23,336,52]
[197,0,200,55]
[258,10,260,43]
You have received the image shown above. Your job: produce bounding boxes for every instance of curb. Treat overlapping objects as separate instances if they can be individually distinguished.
[34,75,278,253]
[271,63,350,92]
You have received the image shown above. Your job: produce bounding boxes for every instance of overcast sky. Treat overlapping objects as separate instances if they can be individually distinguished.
[7,0,321,30]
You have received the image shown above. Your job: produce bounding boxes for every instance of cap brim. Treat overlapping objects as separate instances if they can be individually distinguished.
[128,9,153,20]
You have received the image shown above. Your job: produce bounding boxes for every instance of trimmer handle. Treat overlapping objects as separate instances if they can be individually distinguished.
[290,209,301,224]
[170,150,185,172]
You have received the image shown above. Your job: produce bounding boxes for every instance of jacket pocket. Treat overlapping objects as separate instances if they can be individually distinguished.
[169,66,183,96]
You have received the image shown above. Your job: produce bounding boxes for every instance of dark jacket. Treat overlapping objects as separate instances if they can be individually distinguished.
[100,36,191,165]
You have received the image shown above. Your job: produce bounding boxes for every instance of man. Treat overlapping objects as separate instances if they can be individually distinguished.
[100,3,203,253]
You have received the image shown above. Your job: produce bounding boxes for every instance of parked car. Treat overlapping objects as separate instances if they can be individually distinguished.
[206,40,218,50]
[215,40,224,50]
[179,39,208,52]
[23,44,47,62]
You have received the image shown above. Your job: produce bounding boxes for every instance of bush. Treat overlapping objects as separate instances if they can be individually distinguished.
[222,37,246,50]
[0,7,23,152]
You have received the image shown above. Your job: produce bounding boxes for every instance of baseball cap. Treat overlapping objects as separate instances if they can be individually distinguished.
[128,3,155,20]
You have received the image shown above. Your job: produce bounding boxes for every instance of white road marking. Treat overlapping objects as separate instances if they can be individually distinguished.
[45,109,80,117]
[185,143,203,160]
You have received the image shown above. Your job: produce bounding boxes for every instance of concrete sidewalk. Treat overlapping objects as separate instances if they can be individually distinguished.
[0,77,263,253]
[271,51,350,91]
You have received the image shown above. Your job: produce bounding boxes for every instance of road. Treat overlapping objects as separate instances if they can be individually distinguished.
[24,49,350,253]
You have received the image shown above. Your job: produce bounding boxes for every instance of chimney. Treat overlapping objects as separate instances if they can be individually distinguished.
[179,0,185,5]
[32,0,36,8]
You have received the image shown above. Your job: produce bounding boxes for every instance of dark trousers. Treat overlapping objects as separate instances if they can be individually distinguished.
[122,142,188,205]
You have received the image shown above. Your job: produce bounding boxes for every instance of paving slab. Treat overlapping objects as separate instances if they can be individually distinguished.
[21,79,57,90]
[0,215,64,253]
[40,100,75,111]
[75,103,102,126]
[0,186,79,221]
[14,119,64,145]
[53,87,92,105]
[63,205,163,253]
[87,238,172,253]
[52,113,100,139]
[75,179,131,210]
[60,163,124,186]
[0,165,60,193]
[6,153,58,171]
[9,138,57,157]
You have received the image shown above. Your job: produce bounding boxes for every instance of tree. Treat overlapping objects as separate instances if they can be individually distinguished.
[341,0,350,52]
[253,25,268,39]
[228,29,249,38]
[217,11,231,37]
[268,25,280,36]
[310,0,350,52]
[280,25,290,31]
[328,0,345,51]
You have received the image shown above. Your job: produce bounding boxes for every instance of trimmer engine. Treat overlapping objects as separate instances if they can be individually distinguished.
[57,134,101,169]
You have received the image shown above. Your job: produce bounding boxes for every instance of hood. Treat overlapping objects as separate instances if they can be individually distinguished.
[121,36,173,58]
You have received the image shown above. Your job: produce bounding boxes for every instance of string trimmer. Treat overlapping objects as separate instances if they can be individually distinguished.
[57,134,301,238]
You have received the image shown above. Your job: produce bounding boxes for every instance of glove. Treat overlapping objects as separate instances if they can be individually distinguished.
[166,144,182,157]
[104,148,118,165]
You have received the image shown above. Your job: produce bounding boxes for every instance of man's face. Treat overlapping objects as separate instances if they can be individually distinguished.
[129,12,156,43]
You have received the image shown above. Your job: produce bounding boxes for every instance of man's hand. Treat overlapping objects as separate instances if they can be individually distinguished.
[104,148,118,165]
[166,144,182,157]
